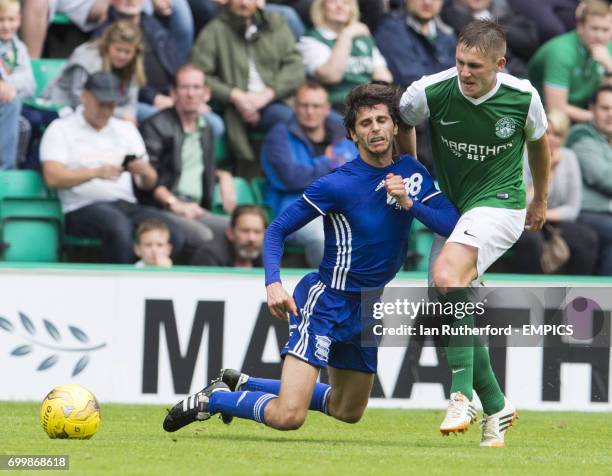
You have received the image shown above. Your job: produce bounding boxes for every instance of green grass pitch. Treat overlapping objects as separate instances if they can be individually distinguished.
[2,402,611,475]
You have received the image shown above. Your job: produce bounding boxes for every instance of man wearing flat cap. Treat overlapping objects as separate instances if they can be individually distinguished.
[40,71,185,263]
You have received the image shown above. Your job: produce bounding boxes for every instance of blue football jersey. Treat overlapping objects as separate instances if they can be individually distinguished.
[303,154,440,292]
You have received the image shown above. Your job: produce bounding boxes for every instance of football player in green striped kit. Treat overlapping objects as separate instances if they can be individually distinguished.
[398,19,551,447]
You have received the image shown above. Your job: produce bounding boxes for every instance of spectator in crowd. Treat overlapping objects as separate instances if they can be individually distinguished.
[189,0,305,40]
[143,0,194,62]
[22,19,144,168]
[21,0,108,58]
[42,20,145,123]
[134,218,173,267]
[507,0,578,44]
[511,109,598,275]
[191,0,304,178]
[298,0,392,114]
[375,0,456,89]
[95,0,180,124]
[375,0,455,175]
[260,80,356,267]
[0,0,35,169]
[567,85,612,275]
[139,64,236,256]
[40,72,185,263]
[97,0,225,134]
[440,0,539,77]
[190,204,266,267]
[528,0,612,123]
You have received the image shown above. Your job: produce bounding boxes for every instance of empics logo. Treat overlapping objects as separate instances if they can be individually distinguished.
[0,311,106,376]
[495,117,516,139]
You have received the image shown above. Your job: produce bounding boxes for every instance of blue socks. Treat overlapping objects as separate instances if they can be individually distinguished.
[209,390,276,424]
[208,377,332,424]
[243,377,331,414]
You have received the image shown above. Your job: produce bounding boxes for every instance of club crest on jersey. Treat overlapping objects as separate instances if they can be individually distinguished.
[495,117,516,139]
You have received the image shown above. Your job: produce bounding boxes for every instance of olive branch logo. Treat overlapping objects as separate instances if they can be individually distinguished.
[0,311,107,376]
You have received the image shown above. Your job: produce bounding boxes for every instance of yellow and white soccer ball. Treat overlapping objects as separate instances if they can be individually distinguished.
[40,384,101,439]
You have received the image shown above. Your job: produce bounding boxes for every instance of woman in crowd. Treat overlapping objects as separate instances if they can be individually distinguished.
[298,0,392,114]
[42,19,145,122]
[511,109,599,275]
[21,20,144,167]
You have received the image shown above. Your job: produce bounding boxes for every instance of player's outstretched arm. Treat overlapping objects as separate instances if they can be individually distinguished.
[263,199,320,318]
[525,134,550,231]
[266,282,298,321]
[385,173,459,236]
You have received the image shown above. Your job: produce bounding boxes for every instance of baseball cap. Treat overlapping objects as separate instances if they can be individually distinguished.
[83,72,123,103]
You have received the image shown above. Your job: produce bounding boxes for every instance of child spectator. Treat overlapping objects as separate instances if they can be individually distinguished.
[134,218,173,267]
[0,0,35,169]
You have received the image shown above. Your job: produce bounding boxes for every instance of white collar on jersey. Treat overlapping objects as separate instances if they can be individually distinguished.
[456,74,502,106]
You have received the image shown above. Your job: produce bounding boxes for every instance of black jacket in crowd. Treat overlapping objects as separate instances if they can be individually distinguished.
[138,108,217,210]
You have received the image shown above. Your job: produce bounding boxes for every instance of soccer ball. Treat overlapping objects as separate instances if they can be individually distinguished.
[40,384,101,439]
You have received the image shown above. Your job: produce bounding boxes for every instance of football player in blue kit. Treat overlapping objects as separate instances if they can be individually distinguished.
[163,82,460,433]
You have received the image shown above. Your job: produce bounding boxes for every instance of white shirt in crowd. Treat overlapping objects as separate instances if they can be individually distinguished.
[40,107,149,214]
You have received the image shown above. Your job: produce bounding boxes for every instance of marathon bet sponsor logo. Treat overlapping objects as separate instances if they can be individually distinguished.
[441,135,513,161]
[495,117,516,139]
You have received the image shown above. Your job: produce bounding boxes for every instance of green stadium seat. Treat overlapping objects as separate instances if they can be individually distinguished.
[406,220,433,272]
[213,135,229,165]
[0,198,63,262]
[24,59,67,111]
[0,170,48,199]
[212,176,256,215]
[51,13,71,25]
[249,177,274,222]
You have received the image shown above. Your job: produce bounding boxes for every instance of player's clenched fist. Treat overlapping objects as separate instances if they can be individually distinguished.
[384,173,413,210]
[266,282,298,321]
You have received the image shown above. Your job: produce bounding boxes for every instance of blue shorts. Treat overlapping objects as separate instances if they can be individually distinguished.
[280,272,377,374]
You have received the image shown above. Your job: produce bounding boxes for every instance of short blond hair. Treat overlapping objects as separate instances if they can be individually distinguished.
[577,0,611,23]
[310,0,360,28]
[0,0,20,14]
[547,109,570,137]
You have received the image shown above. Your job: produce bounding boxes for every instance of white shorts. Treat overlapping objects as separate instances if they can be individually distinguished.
[48,0,99,32]
[428,206,526,285]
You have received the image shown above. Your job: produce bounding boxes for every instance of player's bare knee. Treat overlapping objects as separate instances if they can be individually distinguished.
[432,265,457,294]
[338,410,363,424]
[277,410,306,430]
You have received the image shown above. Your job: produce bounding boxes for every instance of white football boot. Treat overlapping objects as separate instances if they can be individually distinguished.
[480,398,518,447]
[440,391,478,435]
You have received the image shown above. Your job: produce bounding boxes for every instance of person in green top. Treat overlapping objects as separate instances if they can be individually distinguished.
[297,0,392,113]
[399,19,550,448]
[528,0,612,123]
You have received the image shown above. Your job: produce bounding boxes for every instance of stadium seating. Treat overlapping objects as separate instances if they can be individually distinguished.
[24,58,67,111]
[211,176,256,215]
[0,171,63,262]
[406,220,433,272]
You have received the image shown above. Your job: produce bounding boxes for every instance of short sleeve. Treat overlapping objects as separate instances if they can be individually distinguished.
[525,87,548,141]
[123,122,150,160]
[40,120,68,163]
[372,46,387,69]
[542,50,572,90]
[401,156,440,204]
[302,174,337,215]
[297,35,332,77]
[399,77,430,126]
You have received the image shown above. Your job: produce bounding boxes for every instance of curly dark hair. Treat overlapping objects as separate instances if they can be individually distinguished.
[343,81,401,135]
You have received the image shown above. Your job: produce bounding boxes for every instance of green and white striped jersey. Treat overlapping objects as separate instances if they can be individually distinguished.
[399,68,547,212]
